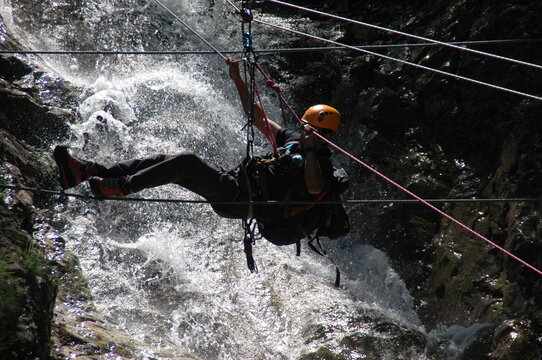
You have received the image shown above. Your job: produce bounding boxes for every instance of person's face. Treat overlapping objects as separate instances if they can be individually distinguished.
[310,126,334,147]
[315,127,334,139]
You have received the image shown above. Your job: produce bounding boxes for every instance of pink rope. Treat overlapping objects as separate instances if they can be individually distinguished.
[254,62,303,123]
[310,129,542,276]
[265,0,542,71]
[253,18,542,102]
[252,61,542,276]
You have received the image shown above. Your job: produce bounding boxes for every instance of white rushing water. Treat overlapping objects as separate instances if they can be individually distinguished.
[1,1,432,359]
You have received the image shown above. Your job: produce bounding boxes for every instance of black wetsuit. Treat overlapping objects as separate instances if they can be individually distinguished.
[91,128,334,220]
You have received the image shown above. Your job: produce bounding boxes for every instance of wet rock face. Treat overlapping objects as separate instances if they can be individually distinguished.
[0,37,71,360]
[0,1,541,359]
[0,12,77,148]
[0,59,74,148]
[300,313,427,360]
[0,134,57,359]
[275,0,542,358]
[0,25,201,358]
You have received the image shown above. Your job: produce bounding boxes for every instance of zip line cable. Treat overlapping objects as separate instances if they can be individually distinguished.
[6,3,537,99]
[265,0,542,71]
[2,38,541,56]
[1,184,538,205]
[223,0,542,101]
[252,17,542,102]
[151,0,226,60]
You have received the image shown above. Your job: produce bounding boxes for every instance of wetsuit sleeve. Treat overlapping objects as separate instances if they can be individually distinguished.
[319,156,335,185]
[275,128,300,147]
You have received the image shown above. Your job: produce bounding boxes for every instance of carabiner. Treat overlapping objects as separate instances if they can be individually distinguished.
[243,31,253,51]
[240,8,253,23]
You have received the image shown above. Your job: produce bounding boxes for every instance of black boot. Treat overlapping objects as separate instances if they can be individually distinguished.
[53,145,94,189]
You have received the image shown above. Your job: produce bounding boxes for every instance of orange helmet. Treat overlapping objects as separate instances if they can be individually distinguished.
[301,104,341,133]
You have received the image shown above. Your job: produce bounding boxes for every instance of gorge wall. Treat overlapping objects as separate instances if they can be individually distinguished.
[1,0,541,359]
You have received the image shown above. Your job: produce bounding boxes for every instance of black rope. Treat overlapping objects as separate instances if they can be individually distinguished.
[242,218,259,273]
[307,236,341,287]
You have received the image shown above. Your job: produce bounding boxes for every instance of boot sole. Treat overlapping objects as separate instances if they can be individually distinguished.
[88,177,125,199]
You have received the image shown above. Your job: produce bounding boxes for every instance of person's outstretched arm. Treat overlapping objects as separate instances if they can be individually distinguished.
[226,58,281,139]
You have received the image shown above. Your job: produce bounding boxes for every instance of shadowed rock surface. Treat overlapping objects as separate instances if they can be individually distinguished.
[1,1,541,359]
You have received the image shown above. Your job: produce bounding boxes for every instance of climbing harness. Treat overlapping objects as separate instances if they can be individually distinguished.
[231,5,347,279]
[236,2,323,274]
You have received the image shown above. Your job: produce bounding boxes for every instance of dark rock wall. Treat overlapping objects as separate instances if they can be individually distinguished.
[0,20,69,357]
[1,0,541,359]
[268,0,541,358]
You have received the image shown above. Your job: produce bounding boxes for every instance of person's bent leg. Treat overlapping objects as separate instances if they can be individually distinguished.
[89,154,188,198]
[93,154,172,179]
[126,152,239,202]
[87,151,249,217]
[85,152,242,211]
[53,145,172,190]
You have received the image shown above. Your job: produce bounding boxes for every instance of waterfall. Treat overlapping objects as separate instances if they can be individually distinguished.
[1,0,437,359]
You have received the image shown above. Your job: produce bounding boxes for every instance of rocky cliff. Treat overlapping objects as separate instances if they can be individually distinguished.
[268,0,541,358]
[1,0,541,359]
[276,0,542,359]
[0,19,200,360]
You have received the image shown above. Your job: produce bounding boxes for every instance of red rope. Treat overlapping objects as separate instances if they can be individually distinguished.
[252,76,279,152]
[254,62,302,124]
[252,60,542,276]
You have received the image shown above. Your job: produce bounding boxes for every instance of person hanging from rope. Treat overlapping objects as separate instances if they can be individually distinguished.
[53,58,350,248]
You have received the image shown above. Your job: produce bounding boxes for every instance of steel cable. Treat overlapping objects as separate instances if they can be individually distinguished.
[252,18,542,101]
[151,0,226,60]
[266,0,542,70]
[1,184,538,205]
[3,39,541,56]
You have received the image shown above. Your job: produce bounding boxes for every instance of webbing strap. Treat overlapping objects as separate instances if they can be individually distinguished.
[240,3,260,273]
[243,218,258,273]
[307,236,341,287]
[240,161,255,219]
